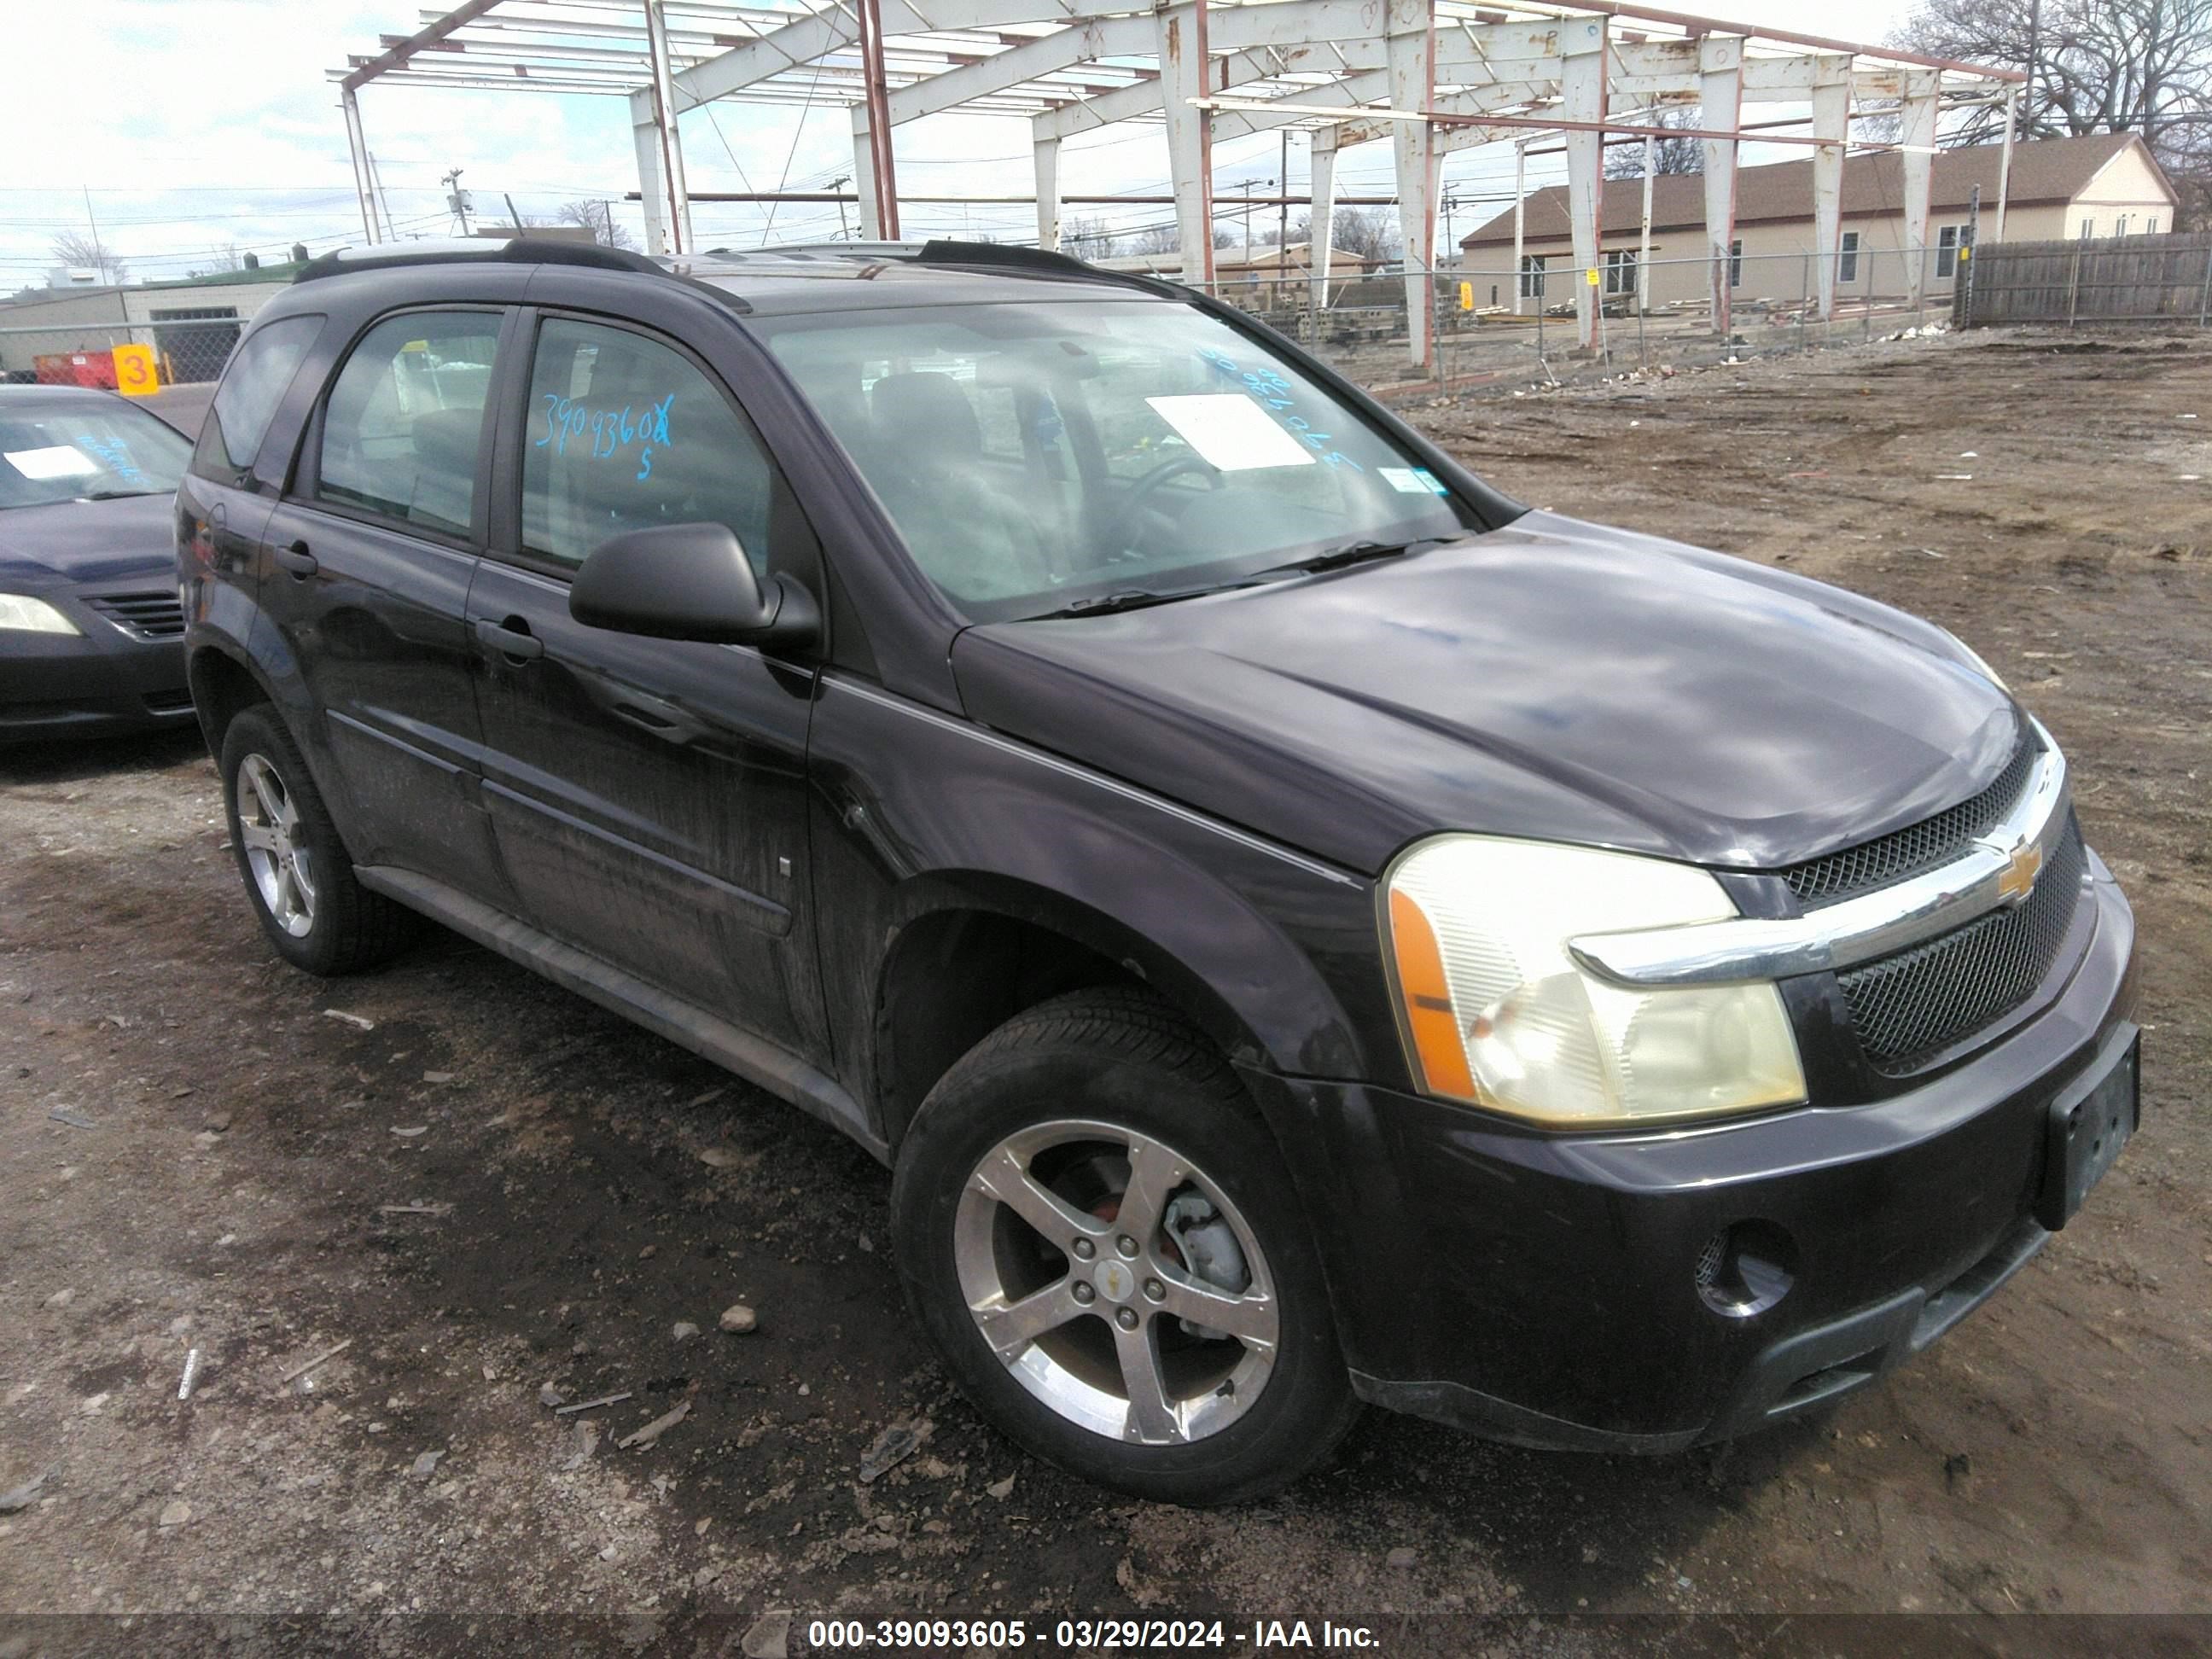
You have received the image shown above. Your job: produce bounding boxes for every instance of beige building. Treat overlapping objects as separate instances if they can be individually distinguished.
[1456,132,2179,311]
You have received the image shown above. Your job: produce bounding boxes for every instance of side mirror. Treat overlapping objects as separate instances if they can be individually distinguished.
[568,522,819,648]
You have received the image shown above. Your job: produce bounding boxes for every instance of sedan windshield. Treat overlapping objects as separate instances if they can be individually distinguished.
[0,400,192,509]
[757,300,1483,622]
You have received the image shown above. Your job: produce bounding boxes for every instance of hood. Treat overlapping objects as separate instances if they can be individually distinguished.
[951,510,2022,876]
[0,493,178,591]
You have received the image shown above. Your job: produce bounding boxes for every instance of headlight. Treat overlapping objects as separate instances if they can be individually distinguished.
[1384,836,1806,1127]
[1944,630,2008,691]
[0,593,80,635]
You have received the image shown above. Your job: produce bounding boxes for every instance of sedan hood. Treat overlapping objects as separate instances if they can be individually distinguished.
[952,510,2022,876]
[0,494,177,591]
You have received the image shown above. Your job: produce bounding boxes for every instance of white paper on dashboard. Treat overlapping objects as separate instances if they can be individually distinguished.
[5,445,101,480]
[1144,394,1316,472]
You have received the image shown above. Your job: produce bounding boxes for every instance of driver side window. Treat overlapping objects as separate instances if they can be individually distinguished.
[521,317,777,573]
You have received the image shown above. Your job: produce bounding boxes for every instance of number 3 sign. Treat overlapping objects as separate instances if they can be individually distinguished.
[113,343,160,397]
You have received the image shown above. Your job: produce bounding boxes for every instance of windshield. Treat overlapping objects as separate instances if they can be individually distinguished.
[757,300,1482,621]
[0,400,191,509]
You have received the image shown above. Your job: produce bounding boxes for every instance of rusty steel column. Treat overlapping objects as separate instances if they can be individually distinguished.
[858,0,900,238]
[1698,32,1744,341]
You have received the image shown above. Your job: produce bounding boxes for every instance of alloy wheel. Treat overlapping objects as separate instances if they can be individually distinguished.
[953,1118,1279,1445]
[236,753,317,938]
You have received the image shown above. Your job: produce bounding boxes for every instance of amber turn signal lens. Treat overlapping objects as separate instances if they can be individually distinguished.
[1388,888,1478,1102]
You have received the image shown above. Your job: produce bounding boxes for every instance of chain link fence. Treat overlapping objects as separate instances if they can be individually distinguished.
[1190,244,1969,401]
[0,314,243,389]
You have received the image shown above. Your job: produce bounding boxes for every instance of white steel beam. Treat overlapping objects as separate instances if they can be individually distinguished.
[1698,32,1744,341]
[1559,15,1605,351]
[885,15,1150,125]
[634,118,669,254]
[1900,66,1940,309]
[852,108,882,235]
[1155,0,1215,285]
[341,85,381,243]
[1309,124,1338,323]
[642,0,696,253]
[1387,0,1436,368]
[1810,54,1849,320]
[1034,134,1062,248]
[659,0,1136,114]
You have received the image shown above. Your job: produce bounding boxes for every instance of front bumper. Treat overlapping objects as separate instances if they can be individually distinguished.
[0,595,191,743]
[1253,853,2138,1453]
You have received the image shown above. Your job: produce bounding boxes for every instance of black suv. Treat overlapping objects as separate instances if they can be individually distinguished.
[178,238,2138,1504]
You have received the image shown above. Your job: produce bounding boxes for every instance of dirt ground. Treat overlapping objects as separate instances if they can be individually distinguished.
[2,329,2208,1654]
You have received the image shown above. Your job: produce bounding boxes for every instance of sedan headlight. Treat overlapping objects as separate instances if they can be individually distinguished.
[1384,836,1806,1127]
[0,593,80,635]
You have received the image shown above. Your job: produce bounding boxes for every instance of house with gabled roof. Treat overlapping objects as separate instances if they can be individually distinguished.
[1455,132,2178,311]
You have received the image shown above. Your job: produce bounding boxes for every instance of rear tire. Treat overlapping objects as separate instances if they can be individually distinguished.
[220,705,410,976]
[890,987,1359,1505]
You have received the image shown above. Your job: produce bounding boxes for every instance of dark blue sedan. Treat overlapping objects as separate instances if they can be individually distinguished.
[0,385,195,742]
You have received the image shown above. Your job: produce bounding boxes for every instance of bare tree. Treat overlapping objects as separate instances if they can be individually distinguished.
[1330,207,1394,264]
[1604,108,1705,178]
[556,199,638,250]
[50,230,126,284]
[1895,0,2212,222]
[1124,224,1180,257]
[1060,214,1119,259]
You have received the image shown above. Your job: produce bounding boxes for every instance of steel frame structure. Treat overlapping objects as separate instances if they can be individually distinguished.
[332,0,2022,363]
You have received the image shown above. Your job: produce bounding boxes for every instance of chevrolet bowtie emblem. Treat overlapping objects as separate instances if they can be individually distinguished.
[1997,838,2043,905]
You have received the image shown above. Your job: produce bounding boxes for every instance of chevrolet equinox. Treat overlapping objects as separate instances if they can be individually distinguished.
[177,238,2139,1504]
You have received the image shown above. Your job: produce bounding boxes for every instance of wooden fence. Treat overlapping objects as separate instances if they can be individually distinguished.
[1958,231,2212,328]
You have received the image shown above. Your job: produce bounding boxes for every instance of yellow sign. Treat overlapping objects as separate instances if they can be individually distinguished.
[113,343,160,398]
[1458,281,1475,311]
[1586,266,1600,287]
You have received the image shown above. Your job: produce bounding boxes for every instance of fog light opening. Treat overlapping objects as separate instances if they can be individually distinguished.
[1696,1220,1799,1318]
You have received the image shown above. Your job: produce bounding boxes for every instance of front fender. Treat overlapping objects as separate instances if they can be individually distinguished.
[806,673,1401,1093]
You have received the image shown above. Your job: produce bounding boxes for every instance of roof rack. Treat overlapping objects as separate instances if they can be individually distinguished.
[294,236,665,285]
[701,238,1176,297]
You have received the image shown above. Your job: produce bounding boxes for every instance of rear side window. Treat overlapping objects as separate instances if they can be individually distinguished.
[191,314,321,479]
[317,311,500,537]
[521,317,775,573]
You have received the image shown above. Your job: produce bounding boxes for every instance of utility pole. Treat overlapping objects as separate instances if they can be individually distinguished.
[1235,177,1274,255]
[829,174,852,240]
[1278,132,1290,262]
[442,167,473,236]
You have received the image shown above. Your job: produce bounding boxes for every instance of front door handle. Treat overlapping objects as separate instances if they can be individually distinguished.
[474,615,544,663]
[273,540,318,579]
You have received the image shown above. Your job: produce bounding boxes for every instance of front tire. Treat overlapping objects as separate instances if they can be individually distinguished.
[220,705,409,975]
[890,987,1359,1505]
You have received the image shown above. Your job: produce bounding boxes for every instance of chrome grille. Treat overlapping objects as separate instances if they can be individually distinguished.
[1780,736,2037,909]
[86,591,185,640]
[1838,814,2086,1074]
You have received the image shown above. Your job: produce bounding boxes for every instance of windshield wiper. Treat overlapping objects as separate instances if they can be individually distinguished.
[76,489,161,502]
[1033,583,1249,620]
[1260,536,1455,577]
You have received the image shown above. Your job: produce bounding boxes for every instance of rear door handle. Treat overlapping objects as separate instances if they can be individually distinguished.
[273,540,318,578]
[474,615,544,662]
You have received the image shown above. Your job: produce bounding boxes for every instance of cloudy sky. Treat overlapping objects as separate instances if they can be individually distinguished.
[3,0,1923,288]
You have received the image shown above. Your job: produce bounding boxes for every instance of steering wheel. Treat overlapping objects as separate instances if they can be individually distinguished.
[1095,451,1220,559]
